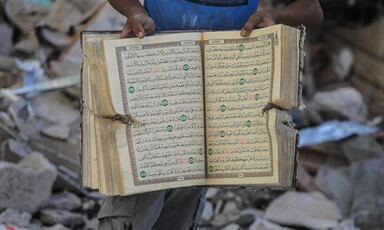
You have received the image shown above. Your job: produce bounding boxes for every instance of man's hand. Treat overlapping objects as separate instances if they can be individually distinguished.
[121,11,155,39]
[241,10,276,37]
[108,0,155,39]
[241,0,323,37]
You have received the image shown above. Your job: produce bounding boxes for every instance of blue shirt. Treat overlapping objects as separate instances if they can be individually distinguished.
[144,0,259,31]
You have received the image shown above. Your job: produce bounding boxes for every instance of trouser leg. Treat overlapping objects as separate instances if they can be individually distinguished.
[152,186,208,230]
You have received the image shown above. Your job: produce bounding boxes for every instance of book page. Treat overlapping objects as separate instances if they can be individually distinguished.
[103,33,206,193]
[203,26,282,185]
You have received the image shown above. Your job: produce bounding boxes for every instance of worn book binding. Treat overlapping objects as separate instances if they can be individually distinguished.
[81,24,304,196]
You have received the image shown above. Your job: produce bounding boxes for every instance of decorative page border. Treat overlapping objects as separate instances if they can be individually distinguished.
[115,41,205,186]
[204,33,276,179]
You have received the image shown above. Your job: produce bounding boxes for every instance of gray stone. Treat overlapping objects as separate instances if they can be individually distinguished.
[0,153,57,213]
[350,157,384,229]
[205,188,219,199]
[332,219,359,230]
[315,166,352,217]
[222,201,238,214]
[42,125,70,140]
[42,224,70,230]
[0,225,32,230]
[220,223,240,230]
[249,219,294,230]
[214,200,224,215]
[234,214,255,227]
[312,87,367,123]
[44,190,81,211]
[40,209,85,228]
[340,135,384,163]
[265,191,342,229]
[201,201,213,221]
[84,218,98,230]
[0,209,31,228]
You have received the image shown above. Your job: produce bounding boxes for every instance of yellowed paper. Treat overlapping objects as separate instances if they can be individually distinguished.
[203,27,281,185]
[103,33,206,193]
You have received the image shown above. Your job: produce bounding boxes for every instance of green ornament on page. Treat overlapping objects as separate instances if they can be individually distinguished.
[253,68,258,75]
[246,120,252,127]
[209,166,214,172]
[180,115,187,122]
[140,171,146,178]
[162,99,168,106]
[255,94,259,100]
[183,64,190,71]
[188,157,194,164]
[128,86,135,93]
[238,44,244,51]
[220,131,225,138]
[199,148,203,155]
[166,125,173,132]
[208,148,213,155]
[239,78,245,85]
[220,105,226,112]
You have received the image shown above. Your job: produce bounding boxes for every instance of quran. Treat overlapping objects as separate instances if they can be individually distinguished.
[81,24,303,196]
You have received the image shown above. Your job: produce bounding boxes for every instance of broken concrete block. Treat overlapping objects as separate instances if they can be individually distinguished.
[42,125,70,140]
[44,190,82,211]
[0,138,28,162]
[0,56,24,88]
[350,157,384,229]
[315,167,352,217]
[312,87,367,123]
[340,135,384,162]
[221,223,240,230]
[42,224,70,230]
[5,0,52,33]
[0,209,31,228]
[249,219,294,230]
[0,152,57,213]
[265,191,342,229]
[40,209,85,228]
[0,23,13,56]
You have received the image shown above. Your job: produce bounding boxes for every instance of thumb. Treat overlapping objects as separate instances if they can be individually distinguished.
[241,13,261,37]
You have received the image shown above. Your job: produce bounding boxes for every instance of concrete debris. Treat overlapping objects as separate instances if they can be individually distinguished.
[220,223,240,230]
[42,124,70,140]
[0,152,57,213]
[312,87,367,123]
[340,135,384,162]
[42,224,70,230]
[201,201,214,221]
[249,219,295,230]
[44,190,82,211]
[0,23,13,56]
[315,167,352,217]
[350,157,384,230]
[0,138,29,162]
[40,209,85,228]
[206,188,219,199]
[5,0,52,33]
[0,209,31,228]
[265,191,342,229]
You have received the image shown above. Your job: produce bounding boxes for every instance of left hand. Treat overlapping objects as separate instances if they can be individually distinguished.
[241,10,276,37]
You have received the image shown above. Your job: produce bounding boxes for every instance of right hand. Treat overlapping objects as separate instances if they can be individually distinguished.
[121,10,155,39]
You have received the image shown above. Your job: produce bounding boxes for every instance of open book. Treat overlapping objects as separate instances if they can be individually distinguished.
[81,24,303,196]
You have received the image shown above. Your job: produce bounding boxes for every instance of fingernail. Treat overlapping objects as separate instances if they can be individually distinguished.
[138,32,144,39]
[241,30,246,37]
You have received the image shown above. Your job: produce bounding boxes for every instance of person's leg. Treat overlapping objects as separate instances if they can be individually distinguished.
[152,186,208,230]
[97,190,166,230]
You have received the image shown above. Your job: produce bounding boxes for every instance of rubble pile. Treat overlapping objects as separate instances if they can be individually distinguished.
[0,0,383,229]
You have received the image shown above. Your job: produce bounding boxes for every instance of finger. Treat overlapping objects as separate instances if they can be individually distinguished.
[120,21,133,38]
[142,17,156,36]
[129,15,146,39]
[241,14,261,37]
[256,19,275,28]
